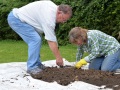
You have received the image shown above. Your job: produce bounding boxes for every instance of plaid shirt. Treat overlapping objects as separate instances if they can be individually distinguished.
[76,30,120,62]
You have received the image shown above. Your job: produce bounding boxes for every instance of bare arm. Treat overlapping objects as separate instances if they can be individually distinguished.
[47,40,63,66]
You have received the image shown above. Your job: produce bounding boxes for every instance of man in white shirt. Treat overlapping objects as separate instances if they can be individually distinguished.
[7,0,72,78]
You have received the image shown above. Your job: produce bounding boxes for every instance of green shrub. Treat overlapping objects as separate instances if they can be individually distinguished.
[0,0,119,44]
[0,0,29,40]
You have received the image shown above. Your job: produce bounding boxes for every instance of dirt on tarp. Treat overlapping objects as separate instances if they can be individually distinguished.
[31,66,120,90]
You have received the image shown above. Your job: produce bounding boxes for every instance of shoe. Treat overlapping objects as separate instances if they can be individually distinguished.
[27,64,46,79]
[38,64,46,70]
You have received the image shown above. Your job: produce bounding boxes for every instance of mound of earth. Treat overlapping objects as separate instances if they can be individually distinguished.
[31,66,120,90]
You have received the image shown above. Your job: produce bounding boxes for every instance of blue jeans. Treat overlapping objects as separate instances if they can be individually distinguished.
[89,48,120,71]
[7,11,42,71]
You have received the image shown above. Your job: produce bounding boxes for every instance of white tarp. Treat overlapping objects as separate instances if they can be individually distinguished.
[0,59,113,90]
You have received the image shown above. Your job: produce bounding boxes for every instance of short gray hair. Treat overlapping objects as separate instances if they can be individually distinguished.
[58,4,72,17]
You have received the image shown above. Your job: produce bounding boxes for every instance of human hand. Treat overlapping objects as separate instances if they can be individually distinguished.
[75,59,87,69]
[56,58,64,66]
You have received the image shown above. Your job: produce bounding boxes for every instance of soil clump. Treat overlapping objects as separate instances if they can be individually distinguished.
[31,66,120,90]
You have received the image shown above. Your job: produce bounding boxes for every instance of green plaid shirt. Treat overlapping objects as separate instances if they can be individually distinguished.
[76,30,120,62]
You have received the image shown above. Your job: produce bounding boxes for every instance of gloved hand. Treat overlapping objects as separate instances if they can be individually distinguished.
[75,59,87,69]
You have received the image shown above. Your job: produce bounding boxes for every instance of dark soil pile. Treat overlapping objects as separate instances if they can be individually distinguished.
[31,66,120,90]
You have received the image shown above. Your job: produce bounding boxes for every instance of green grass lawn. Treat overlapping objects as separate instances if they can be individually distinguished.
[0,40,78,63]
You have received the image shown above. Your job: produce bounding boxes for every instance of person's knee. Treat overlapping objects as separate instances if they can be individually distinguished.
[101,61,120,72]
[101,66,112,72]
[29,36,41,46]
[35,36,41,42]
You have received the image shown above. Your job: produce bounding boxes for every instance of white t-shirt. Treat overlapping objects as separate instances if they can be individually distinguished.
[13,0,57,42]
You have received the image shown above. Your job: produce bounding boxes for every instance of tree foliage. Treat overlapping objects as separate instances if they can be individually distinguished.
[53,0,120,45]
[0,0,120,45]
[0,0,29,40]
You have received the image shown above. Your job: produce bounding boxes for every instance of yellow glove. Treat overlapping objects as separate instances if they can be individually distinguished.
[75,59,87,69]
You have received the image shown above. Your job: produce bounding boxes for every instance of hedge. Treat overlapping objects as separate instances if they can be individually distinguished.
[0,0,119,45]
